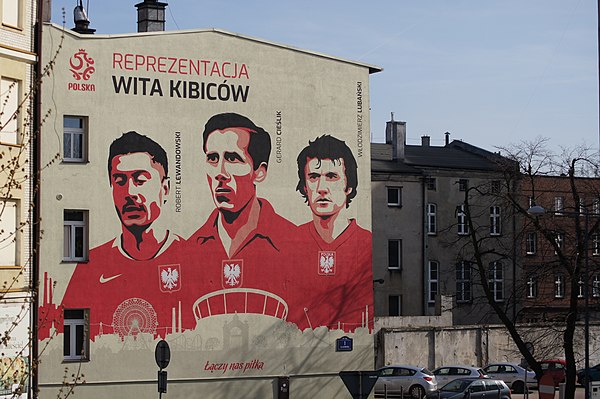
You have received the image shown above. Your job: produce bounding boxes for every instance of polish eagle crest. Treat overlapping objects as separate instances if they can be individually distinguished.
[224,263,241,286]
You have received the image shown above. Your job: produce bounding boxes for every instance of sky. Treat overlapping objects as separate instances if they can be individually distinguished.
[49,0,599,152]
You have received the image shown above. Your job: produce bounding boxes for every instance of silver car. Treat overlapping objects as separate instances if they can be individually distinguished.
[375,365,437,399]
[428,377,512,399]
[433,365,488,386]
[483,362,536,393]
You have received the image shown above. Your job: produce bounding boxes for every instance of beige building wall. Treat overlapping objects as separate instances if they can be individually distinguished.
[0,0,37,395]
[38,24,379,398]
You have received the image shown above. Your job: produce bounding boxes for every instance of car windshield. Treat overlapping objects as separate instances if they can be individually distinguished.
[441,379,472,392]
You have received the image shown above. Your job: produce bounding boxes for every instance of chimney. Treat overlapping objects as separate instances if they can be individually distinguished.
[135,0,168,32]
[385,114,406,161]
[72,0,95,34]
[42,0,51,23]
[445,132,451,145]
[421,135,430,147]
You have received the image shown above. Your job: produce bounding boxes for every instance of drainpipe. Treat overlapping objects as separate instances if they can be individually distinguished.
[32,0,44,396]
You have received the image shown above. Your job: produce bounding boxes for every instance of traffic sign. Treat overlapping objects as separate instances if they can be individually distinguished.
[155,340,171,370]
[339,371,379,399]
[539,374,555,399]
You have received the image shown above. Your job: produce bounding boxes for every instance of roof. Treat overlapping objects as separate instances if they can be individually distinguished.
[371,159,422,174]
[404,140,504,171]
[47,23,383,74]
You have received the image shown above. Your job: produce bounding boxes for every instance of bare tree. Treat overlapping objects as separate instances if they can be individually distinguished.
[456,137,600,399]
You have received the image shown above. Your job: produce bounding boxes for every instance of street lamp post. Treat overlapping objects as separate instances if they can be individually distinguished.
[527,205,590,399]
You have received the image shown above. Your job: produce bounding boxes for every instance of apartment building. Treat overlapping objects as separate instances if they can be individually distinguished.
[0,0,37,395]
[372,117,518,325]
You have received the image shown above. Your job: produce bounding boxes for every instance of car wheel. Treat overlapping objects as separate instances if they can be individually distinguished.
[409,385,426,399]
[512,381,525,394]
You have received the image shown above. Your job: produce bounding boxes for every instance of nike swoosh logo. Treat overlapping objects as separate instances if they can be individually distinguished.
[99,274,123,283]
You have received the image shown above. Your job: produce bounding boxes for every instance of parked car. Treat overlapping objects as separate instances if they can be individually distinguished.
[433,365,488,386]
[483,362,536,393]
[375,365,437,399]
[577,363,600,386]
[427,377,512,399]
[539,359,566,387]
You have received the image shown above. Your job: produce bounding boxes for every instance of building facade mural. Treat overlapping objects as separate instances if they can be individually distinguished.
[37,24,379,397]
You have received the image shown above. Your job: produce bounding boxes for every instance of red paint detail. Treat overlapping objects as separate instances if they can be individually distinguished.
[539,374,556,399]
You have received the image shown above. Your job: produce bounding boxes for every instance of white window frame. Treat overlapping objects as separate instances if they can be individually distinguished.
[578,198,586,215]
[427,203,437,235]
[428,261,439,304]
[63,116,87,162]
[387,187,401,207]
[527,275,537,299]
[526,232,537,255]
[63,309,89,361]
[555,274,565,298]
[554,196,564,215]
[457,204,469,236]
[578,276,585,298]
[593,198,600,215]
[456,261,471,303]
[490,206,501,236]
[388,239,402,270]
[554,232,564,254]
[388,295,401,316]
[0,200,17,266]
[63,210,87,262]
[2,0,20,28]
[0,77,19,144]
[593,234,600,256]
[488,262,504,302]
[593,275,600,298]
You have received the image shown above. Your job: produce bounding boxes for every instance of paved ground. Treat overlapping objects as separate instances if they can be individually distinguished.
[512,387,585,399]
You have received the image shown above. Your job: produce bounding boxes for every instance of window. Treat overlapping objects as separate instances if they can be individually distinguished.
[456,261,471,302]
[64,116,87,162]
[527,275,538,298]
[428,261,439,303]
[0,78,19,144]
[593,198,600,215]
[528,196,534,208]
[593,234,599,256]
[578,198,586,214]
[457,204,469,235]
[554,196,564,215]
[554,274,565,298]
[427,203,437,235]
[554,232,564,254]
[63,309,89,361]
[388,295,401,316]
[388,239,401,270]
[593,275,600,298]
[488,262,504,302]
[490,206,501,236]
[491,180,501,193]
[425,177,436,191]
[0,200,17,266]
[387,187,401,207]
[64,210,87,262]
[458,179,468,191]
[578,277,585,298]
[526,232,537,255]
[2,0,19,27]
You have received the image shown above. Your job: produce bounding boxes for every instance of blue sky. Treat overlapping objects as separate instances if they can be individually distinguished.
[50,0,598,152]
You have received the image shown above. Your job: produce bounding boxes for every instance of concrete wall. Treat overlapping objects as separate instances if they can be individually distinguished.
[375,321,600,370]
